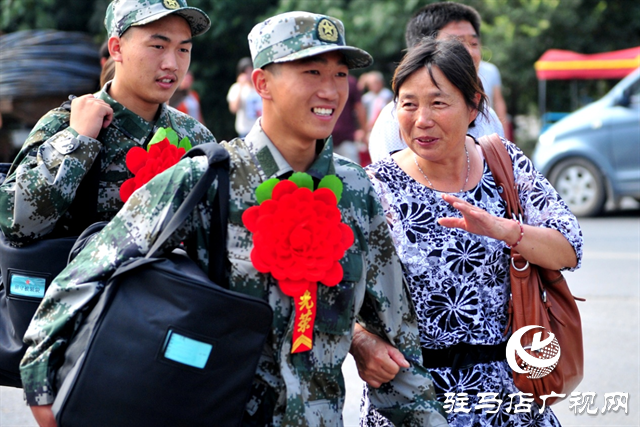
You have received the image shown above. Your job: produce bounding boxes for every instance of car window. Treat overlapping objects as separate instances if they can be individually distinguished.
[628,79,640,106]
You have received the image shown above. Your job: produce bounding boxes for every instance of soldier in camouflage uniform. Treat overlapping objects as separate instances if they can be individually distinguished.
[20,11,449,427]
[0,0,213,245]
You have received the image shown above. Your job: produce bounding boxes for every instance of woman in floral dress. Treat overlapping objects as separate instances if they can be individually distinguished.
[351,38,582,426]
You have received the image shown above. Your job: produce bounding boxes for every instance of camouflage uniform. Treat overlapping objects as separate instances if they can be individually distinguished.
[20,122,447,426]
[0,83,215,244]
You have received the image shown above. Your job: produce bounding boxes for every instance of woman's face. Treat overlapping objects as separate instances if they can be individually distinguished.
[396,65,478,164]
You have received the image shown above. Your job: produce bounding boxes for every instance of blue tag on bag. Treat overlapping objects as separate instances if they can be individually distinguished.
[162,329,213,369]
[9,273,46,299]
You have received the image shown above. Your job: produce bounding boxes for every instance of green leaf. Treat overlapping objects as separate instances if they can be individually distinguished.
[165,128,179,146]
[255,178,280,204]
[148,128,167,147]
[289,172,313,190]
[318,175,343,202]
[178,136,192,151]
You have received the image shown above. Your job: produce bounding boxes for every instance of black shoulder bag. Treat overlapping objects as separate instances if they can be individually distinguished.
[0,101,102,388]
[51,143,273,427]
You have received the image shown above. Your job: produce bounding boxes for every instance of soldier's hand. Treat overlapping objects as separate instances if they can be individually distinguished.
[69,94,114,139]
[30,404,57,427]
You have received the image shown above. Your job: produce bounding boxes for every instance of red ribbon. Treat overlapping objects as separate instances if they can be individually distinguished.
[291,283,318,353]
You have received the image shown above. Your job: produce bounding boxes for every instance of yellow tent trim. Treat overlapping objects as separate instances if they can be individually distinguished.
[535,57,640,71]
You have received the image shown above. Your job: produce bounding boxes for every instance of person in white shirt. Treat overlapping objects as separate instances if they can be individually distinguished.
[479,60,509,131]
[368,2,504,163]
[227,57,263,138]
[361,71,394,130]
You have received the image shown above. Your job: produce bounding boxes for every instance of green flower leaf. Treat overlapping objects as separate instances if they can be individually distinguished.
[289,172,313,190]
[165,128,179,146]
[319,175,343,202]
[255,178,280,204]
[149,127,187,150]
[178,136,192,151]
[148,127,167,147]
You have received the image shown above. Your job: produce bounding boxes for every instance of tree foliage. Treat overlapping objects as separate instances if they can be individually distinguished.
[2,0,639,141]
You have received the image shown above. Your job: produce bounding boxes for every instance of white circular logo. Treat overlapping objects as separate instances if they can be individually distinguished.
[506,325,560,379]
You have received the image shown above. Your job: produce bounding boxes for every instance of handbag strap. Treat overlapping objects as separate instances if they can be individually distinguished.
[147,143,230,286]
[477,134,523,219]
[207,159,229,287]
[478,134,522,337]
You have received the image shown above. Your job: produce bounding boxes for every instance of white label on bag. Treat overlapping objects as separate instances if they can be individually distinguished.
[163,330,213,369]
[9,274,46,298]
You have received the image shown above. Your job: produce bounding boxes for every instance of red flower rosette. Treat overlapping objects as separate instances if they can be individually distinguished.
[242,173,354,353]
[120,127,192,202]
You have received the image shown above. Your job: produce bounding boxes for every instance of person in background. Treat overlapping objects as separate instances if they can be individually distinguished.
[332,74,368,165]
[100,56,116,87]
[227,57,262,137]
[171,71,204,123]
[354,37,582,427]
[99,39,110,67]
[361,71,393,135]
[479,59,511,140]
[368,2,504,164]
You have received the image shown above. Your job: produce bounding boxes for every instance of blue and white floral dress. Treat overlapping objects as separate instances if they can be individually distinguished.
[362,137,583,427]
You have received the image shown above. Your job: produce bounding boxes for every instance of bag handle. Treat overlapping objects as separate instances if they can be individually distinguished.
[478,134,523,337]
[147,143,230,287]
[477,134,523,219]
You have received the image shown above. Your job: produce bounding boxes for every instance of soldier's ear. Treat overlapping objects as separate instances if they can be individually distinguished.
[252,68,272,101]
[108,36,124,63]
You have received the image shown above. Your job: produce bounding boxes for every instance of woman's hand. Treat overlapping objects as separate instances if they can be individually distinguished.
[350,324,410,388]
[438,193,577,270]
[438,194,517,242]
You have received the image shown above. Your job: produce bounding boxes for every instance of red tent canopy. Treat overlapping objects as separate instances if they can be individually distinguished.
[535,47,640,80]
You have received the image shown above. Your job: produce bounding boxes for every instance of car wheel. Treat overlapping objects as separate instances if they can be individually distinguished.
[548,157,606,217]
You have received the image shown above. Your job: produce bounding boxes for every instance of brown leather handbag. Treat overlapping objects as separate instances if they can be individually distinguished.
[479,134,584,406]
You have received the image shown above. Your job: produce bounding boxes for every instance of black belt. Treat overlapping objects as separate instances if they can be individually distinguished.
[422,342,507,371]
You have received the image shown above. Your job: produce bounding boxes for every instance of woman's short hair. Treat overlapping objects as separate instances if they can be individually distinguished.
[392,37,487,127]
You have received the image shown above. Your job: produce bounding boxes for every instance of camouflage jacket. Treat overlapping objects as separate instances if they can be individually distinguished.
[0,83,215,244]
[20,122,447,426]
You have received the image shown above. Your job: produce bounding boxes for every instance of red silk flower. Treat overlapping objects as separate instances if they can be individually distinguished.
[242,174,354,353]
[120,137,186,202]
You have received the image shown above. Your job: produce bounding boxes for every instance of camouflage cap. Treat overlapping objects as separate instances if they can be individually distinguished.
[248,11,373,70]
[105,0,211,38]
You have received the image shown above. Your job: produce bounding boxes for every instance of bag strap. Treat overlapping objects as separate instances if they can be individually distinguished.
[477,134,523,219]
[146,143,230,286]
[478,134,523,337]
[0,163,10,185]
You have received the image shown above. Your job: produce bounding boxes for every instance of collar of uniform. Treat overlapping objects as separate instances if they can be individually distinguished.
[96,82,164,145]
[246,120,336,181]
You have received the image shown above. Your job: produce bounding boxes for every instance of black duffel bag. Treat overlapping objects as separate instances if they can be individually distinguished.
[0,151,100,388]
[52,143,273,427]
[0,233,78,387]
